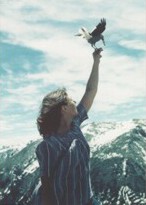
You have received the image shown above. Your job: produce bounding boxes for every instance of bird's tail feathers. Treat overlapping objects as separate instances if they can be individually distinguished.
[75,28,83,37]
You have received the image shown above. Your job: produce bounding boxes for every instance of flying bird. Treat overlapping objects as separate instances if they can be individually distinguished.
[75,18,106,49]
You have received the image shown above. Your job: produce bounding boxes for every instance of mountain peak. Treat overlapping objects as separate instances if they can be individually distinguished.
[0,120,146,205]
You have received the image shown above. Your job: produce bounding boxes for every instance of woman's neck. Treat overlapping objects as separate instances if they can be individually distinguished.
[57,118,72,136]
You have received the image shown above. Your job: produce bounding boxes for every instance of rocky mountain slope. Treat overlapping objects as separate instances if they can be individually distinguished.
[0,120,146,205]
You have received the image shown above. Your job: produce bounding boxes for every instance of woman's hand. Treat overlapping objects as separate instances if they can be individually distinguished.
[93,48,103,62]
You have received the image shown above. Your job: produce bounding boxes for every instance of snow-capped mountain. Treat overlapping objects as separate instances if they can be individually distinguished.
[84,120,146,204]
[0,119,146,205]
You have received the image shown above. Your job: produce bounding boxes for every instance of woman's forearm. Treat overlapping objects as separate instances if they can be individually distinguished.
[80,49,102,112]
[86,59,100,94]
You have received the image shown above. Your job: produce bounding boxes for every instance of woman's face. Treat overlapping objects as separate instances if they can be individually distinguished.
[63,97,78,118]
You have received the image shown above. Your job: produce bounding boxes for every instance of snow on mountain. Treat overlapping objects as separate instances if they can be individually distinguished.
[83,119,146,153]
[0,119,146,205]
[88,120,146,205]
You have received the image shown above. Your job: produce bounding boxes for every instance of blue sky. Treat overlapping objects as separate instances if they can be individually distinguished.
[0,0,146,143]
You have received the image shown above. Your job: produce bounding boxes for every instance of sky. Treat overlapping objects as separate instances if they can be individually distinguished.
[0,0,146,143]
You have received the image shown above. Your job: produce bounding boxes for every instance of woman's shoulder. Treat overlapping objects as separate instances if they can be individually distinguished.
[37,139,46,147]
[72,103,88,127]
[36,140,46,153]
[37,137,62,151]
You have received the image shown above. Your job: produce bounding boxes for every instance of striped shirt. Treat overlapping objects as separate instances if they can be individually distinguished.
[36,103,93,205]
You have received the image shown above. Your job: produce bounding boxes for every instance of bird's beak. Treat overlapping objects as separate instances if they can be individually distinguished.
[101,36,106,46]
[102,38,106,46]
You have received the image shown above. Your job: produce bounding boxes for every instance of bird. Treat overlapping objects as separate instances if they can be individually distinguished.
[75,18,106,49]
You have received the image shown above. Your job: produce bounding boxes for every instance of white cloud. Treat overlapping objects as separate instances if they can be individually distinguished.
[118,40,146,51]
[0,0,146,139]
[1,0,145,41]
[7,84,38,95]
[82,54,144,100]
[1,42,145,113]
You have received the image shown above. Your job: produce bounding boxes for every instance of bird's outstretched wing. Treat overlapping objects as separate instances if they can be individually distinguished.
[90,18,106,37]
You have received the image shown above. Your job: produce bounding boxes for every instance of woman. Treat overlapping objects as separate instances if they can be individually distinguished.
[35,49,103,205]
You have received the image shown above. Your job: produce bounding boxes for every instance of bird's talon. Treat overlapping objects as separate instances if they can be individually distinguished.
[99,47,103,51]
[95,47,103,52]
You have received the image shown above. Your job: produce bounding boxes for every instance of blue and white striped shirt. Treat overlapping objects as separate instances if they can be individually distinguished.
[36,103,93,205]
